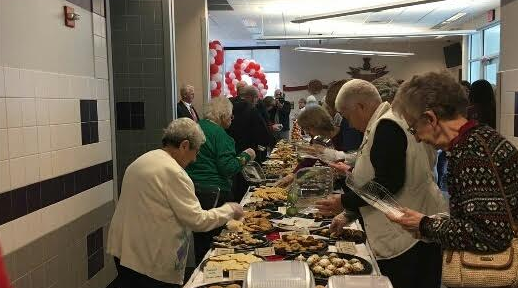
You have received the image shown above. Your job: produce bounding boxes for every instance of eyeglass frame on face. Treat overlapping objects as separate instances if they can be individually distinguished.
[406,111,432,135]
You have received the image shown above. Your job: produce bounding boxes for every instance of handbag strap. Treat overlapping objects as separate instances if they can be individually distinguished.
[474,134,518,237]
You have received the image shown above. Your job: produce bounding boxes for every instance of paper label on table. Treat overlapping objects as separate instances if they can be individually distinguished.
[277,207,287,214]
[255,246,276,256]
[279,231,296,237]
[214,248,234,255]
[249,197,263,202]
[336,241,357,255]
[229,269,247,281]
[203,266,224,283]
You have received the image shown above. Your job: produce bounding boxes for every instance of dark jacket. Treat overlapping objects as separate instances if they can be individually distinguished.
[271,100,291,131]
[227,97,275,156]
[177,101,199,121]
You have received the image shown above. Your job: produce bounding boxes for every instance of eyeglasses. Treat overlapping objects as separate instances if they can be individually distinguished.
[407,112,430,135]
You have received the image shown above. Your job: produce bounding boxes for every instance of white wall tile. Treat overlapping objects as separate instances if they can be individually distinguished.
[97,79,109,100]
[36,98,50,125]
[50,123,81,150]
[93,14,106,38]
[501,69,518,92]
[24,154,40,185]
[0,160,10,193]
[94,35,107,59]
[48,99,80,124]
[70,76,92,99]
[0,98,6,128]
[98,120,111,142]
[501,92,516,115]
[98,100,110,120]
[8,127,24,158]
[38,126,51,153]
[4,67,21,97]
[9,157,25,189]
[501,114,515,136]
[47,73,61,98]
[0,221,14,254]
[39,152,53,181]
[12,211,43,253]
[23,126,38,156]
[95,57,109,79]
[34,71,48,98]
[21,97,37,126]
[6,98,22,127]
[89,78,98,99]
[19,69,36,98]
[51,148,76,177]
[0,67,5,97]
[0,129,8,160]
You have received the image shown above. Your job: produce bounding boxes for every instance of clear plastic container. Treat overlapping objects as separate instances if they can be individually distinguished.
[289,167,333,209]
[328,275,393,288]
[243,261,315,288]
[242,161,266,183]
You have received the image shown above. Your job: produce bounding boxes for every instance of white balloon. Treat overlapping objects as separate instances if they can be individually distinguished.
[229,73,236,80]
[211,73,222,82]
[240,63,247,70]
[210,57,215,65]
[243,60,250,65]
[249,59,256,63]
[258,83,264,89]
[232,79,239,85]
[250,69,256,75]
[210,81,217,90]
[261,89,268,95]
[210,49,217,57]
[215,44,223,51]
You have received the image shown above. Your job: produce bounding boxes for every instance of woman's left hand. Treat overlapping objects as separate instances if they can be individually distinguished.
[386,208,425,235]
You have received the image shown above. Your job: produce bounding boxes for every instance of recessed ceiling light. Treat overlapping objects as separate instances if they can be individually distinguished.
[294,47,415,57]
[444,12,467,23]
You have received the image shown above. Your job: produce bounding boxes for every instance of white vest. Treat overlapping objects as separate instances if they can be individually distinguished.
[352,102,447,259]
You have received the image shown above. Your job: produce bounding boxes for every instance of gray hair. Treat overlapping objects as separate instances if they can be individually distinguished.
[204,96,233,123]
[162,118,206,149]
[238,85,259,99]
[392,71,468,123]
[180,85,194,97]
[335,79,381,111]
[372,76,399,103]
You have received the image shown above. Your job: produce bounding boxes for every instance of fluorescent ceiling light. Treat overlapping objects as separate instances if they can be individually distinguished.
[259,30,476,41]
[294,47,415,57]
[291,0,445,23]
[443,12,467,23]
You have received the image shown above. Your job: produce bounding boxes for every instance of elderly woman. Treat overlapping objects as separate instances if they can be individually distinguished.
[316,79,446,288]
[388,72,518,286]
[107,118,243,288]
[186,96,255,263]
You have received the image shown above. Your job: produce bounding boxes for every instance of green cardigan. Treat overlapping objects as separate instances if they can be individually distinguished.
[186,119,250,195]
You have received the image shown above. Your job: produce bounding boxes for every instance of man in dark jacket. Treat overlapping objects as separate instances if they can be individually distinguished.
[227,85,275,200]
[272,89,292,140]
[176,85,199,121]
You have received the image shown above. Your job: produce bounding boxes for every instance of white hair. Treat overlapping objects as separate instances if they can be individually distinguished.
[162,118,206,149]
[180,85,194,98]
[204,96,233,123]
[335,79,381,111]
[306,95,317,103]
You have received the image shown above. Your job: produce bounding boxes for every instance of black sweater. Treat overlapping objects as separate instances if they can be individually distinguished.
[341,119,407,211]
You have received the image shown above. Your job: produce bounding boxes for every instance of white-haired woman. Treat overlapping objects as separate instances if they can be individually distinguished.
[107,118,244,288]
[186,96,255,263]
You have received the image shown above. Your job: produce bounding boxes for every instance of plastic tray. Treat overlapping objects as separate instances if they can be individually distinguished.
[243,261,315,288]
[328,275,393,288]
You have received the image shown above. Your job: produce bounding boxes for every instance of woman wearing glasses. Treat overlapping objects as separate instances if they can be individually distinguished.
[387,72,518,284]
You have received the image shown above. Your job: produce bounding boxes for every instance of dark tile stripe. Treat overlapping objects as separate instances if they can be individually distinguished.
[0,161,113,226]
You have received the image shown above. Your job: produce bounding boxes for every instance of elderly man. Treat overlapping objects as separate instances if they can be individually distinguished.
[271,89,292,140]
[107,118,243,288]
[228,85,275,200]
[177,85,199,121]
[315,79,446,288]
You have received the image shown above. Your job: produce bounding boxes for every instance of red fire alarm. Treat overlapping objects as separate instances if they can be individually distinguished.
[487,9,496,23]
[64,6,80,28]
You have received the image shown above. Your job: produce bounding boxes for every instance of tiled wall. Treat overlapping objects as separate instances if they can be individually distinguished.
[0,0,117,287]
[499,69,518,148]
[110,0,172,191]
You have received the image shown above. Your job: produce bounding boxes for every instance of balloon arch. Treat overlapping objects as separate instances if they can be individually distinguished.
[209,40,224,97]
[224,58,268,98]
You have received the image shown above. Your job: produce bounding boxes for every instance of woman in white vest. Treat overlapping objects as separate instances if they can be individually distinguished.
[316,79,447,288]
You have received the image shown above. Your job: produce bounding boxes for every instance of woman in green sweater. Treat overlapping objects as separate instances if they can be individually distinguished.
[186,96,255,263]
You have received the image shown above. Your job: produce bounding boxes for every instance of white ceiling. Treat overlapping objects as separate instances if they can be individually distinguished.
[208,0,500,46]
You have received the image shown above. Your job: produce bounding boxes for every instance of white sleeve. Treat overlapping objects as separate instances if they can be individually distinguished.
[164,170,234,232]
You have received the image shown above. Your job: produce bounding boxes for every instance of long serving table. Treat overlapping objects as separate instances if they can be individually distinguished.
[183,187,382,288]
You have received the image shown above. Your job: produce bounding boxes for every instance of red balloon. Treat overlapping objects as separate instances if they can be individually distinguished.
[213,40,221,45]
[210,64,219,74]
[236,58,243,64]
[216,82,222,89]
[215,55,223,66]
[225,71,230,77]
[228,83,235,90]
[209,42,216,49]
[234,70,241,77]
[211,89,220,97]
[244,67,251,73]
[230,90,237,97]
[261,78,267,84]
[225,78,232,84]
[234,63,241,70]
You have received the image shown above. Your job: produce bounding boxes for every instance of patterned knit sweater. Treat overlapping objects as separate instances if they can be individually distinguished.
[420,124,518,252]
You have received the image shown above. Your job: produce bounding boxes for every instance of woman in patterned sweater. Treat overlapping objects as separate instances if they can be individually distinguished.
[388,71,518,253]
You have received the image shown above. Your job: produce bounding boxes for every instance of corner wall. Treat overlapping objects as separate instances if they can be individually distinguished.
[0,0,117,287]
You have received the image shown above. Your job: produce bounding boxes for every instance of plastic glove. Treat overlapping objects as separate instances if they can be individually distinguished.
[272,124,283,132]
[274,173,294,188]
[330,213,349,235]
[315,194,343,215]
[244,148,256,161]
[328,161,352,175]
[228,202,244,220]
